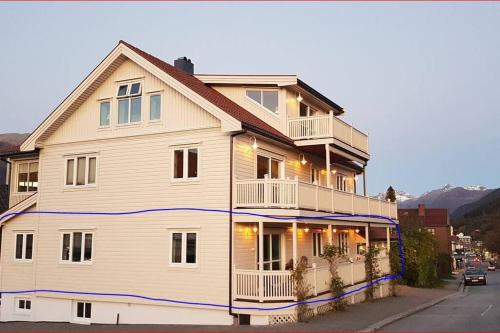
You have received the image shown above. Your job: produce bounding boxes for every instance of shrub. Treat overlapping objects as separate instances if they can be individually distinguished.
[320,244,347,311]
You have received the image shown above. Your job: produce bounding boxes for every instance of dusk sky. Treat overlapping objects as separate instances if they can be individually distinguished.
[1,3,499,196]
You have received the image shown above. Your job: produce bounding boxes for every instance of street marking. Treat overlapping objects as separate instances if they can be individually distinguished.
[481,304,493,317]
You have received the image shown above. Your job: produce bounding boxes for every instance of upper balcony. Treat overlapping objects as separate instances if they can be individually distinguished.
[287,111,369,154]
[234,177,397,220]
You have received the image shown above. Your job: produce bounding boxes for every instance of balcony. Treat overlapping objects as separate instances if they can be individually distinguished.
[234,177,397,220]
[287,112,369,153]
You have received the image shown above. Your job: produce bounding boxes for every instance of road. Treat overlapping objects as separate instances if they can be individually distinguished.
[382,266,500,332]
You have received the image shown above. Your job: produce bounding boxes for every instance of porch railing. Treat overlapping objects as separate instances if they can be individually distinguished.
[234,177,398,219]
[287,112,369,153]
[234,257,390,302]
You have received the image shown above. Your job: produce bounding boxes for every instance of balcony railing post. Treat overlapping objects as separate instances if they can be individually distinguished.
[312,263,318,296]
[329,110,334,137]
[350,261,355,285]
[315,185,319,211]
[294,176,299,209]
[263,175,269,208]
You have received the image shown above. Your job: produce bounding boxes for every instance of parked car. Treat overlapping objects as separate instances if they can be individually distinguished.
[488,263,496,271]
[464,269,487,285]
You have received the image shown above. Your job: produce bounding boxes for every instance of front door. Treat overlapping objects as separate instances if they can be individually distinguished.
[257,233,282,270]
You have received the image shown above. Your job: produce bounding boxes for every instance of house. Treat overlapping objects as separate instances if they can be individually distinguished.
[398,204,452,255]
[0,41,398,326]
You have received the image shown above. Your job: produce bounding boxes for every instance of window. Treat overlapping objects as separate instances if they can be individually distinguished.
[17,162,38,193]
[357,243,367,255]
[173,147,198,180]
[427,228,435,235]
[15,233,33,261]
[336,174,347,192]
[246,89,279,114]
[61,232,93,263]
[256,155,282,179]
[339,232,348,255]
[117,82,142,124]
[170,231,197,265]
[299,102,319,117]
[150,94,161,121]
[313,232,323,257]
[65,156,97,187]
[16,298,31,313]
[76,302,91,320]
[311,167,319,185]
[99,101,110,127]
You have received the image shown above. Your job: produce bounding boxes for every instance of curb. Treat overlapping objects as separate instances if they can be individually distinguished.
[358,283,462,332]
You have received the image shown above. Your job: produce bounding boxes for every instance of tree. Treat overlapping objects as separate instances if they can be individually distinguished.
[386,186,396,203]
[484,223,500,255]
[364,245,381,301]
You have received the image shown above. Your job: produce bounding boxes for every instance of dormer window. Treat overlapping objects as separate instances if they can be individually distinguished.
[117,82,142,124]
[246,89,279,114]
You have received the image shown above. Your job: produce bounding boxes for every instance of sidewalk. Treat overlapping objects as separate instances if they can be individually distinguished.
[0,280,460,332]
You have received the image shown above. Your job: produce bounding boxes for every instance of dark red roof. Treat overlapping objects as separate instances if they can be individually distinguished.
[398,208,449,227]
[0,144,20,155]
[120,41,291,143]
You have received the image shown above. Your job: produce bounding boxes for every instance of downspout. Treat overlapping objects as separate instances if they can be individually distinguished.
[0,157,12,208]
[229,130,246,319]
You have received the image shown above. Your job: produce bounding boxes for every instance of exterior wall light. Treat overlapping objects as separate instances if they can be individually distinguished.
[299,153,307,165]
[304,227,310,233]
[355,228,360,233]
[252,226,258,233]
[297,93,303,103]
[333,228,337,233]
[250,136,258,150]
[331,169,337,174]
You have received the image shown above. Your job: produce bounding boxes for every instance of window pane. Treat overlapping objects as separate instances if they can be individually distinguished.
[130,97,141,122]
[150,95,161,120]
[100,102,110,127]
[246,90,261,103]
[62,234,70,260]
[88,158,96,184]
[299,102,308,117]
[84,234,92,261]
[19,300,25,309]
[76,157,86,186]
[77,302,84,318]
[187,148,198,178]
[256,155,269,179]
[117,85,128,97]
[66,159,74,185]
[271,234,280,261]
[28,162,38,192]
[262,91,279,113]
[270,159,280,179]
[18,163,28,192]
[313,234,317,256]
[172,233,182,263]
[130,83,141,95]
[173,150,184,179]
[15,234,23,259]
[186,233,196,264]
[72,232,82,262]
[84,303,91,319]
[118,99,129,124]
[263,234,270,262]
[26,300,31,310]
[25,234,33,260]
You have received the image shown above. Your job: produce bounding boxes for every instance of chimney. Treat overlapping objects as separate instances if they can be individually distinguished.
[174,57,194,75]
[418,204,426,217]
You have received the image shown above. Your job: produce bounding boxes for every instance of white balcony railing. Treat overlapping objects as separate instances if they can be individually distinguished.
[287,112,369,153]
[234,257,390,302]
[234,177,398,219]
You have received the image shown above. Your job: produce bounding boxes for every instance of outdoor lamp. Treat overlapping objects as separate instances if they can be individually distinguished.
[297,93,303,102]
[250,136,258,150]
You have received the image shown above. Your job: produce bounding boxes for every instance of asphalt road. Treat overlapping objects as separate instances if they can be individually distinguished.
[382,266,500,332]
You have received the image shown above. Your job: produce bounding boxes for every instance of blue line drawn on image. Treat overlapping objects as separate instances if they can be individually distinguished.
[0,208,404,311]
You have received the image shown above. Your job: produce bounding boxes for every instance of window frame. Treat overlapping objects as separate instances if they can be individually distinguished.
[149,93,162,122]
[169,230,199,268]
[336,174,347,192]
[171,146,200,182]
[74,301,92,322]
[312,232,323,257]
[15,297,32,314]
[245,89,279,115]
[60,231,94,265]
[255,152,284,180]
[14,232,34,262]
[98,100,112,128]
[64,155,98,188]
[15,161,38,194]
[116,82,143,126]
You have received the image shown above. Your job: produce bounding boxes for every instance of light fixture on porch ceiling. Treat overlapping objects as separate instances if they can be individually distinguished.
[296,93,303,103]
[332,228,337,233]
[331,169,337,174]
[299,153,307,165]
[304,227,310,233]
[355,228,360,233]
[250,136,258,150]
[252,226,258,233]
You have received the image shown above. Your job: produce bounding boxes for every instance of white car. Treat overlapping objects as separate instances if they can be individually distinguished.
[488,264,496,272]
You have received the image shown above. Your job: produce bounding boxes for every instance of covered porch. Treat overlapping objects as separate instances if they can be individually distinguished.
[233,220,392,303]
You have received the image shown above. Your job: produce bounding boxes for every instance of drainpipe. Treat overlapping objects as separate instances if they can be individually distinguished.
[228,130,246,319]
[0,157,12,208]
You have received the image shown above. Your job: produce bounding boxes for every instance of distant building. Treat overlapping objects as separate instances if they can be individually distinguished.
[398,204,452,255]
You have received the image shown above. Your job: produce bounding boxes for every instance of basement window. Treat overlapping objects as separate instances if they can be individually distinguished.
[16,298,31,313]
[75,302,92,320]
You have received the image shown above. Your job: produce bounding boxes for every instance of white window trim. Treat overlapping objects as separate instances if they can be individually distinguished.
[15,297,32,314]
[98,99,112,129]
[14,232,34,263]
[64,155,98,189]
[60,231,94,265]
[15,161,38,195]
[74,301,92,323]
[169,230,199,268]
[116,81,143,126]
[245,88,280,116]
[148,92,163,123]
[254,151,285,179]
[171,146,200,183]
[312,232,323,257]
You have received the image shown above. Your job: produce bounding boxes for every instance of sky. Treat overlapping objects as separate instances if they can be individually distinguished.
[0,2,499,196]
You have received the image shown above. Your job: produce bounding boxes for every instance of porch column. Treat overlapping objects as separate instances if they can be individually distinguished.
[258,221,264,302]
[327,224,333,245]
[292,222,298,266]
[386,227,391,252]
[363,165,367,197]
[325,144,331,188]
[365,225,370,249]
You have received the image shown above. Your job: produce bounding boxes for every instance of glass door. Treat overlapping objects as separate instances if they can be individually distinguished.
[258,233,282,270]
[257,155,282,179]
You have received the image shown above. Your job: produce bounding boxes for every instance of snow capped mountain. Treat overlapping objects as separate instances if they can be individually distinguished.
[376,190,416,203]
